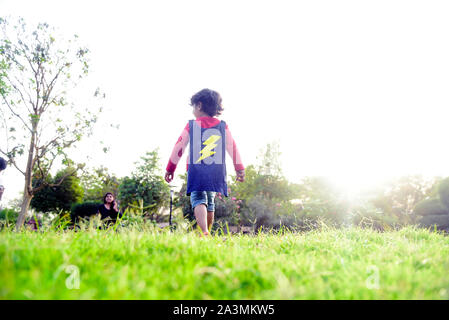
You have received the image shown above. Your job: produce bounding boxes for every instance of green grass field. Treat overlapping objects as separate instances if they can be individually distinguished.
[1,226,449,299]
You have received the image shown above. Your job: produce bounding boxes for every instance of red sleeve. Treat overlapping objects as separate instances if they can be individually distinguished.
[166,123,190,173]
[225,124,245,172]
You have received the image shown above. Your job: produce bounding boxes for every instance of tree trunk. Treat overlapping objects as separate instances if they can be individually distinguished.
[16,121,37,231]
[16,190,32,231]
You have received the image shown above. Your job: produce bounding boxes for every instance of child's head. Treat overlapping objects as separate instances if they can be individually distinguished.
[0,157,6,171]
[190,88,223,117]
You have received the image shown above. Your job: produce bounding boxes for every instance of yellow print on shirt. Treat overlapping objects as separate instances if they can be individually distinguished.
[196,135,221,163]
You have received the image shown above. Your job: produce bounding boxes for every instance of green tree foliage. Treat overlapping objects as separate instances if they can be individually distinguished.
[438,177,449,210]
[0,207,19,226]
[411,176,449,230]
[413,198,449,216]
[231,142,300,204]
[0,17,103,229]
[231,165,298,202]
[371,176,439,216]
[294,177,349,223]
[226,142,308,230]
[348,176,443,230]
[80,166,120,201]
[31,167,84,213]
[175,173,193,220]
[118,150,169,214]
[256,141,283,177]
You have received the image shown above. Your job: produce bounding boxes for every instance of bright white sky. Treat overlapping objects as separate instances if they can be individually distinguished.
[1,0,449,203]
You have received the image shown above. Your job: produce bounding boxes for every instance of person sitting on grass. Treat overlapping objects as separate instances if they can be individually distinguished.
[165,88,245,237]
[98,192,121,225]
[0,157,7,203]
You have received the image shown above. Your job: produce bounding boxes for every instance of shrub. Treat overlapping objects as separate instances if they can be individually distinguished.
[31,167,84,214]
[368,175,441,220]
[438,178,449,210]
[238,195,310,231]
[214,193,240,228]
[413,198,449,216]
[240,195,276,230]
[118,150,169,212]
[418,215,449,231]
[350,202,404,231]
[0,208,19,225]
[70,201,102,223]
[272,201,319,232]
[176,175,194,222]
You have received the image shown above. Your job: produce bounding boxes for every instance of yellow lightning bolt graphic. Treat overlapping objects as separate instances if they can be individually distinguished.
[196,135,221,163]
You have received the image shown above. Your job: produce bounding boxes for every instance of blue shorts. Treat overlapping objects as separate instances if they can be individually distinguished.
[190,191,216,212]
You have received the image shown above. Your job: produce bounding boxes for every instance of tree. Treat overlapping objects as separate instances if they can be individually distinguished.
[0,17,103,229]
[31,166,84,213]
[256,140,283,178]
[231,142,299,202]
[80,166,120,202]
[370,175,440,217]
[228,143,303,229]
[118,150,169,216]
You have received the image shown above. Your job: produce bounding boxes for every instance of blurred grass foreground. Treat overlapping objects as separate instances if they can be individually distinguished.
[1,225,449,300]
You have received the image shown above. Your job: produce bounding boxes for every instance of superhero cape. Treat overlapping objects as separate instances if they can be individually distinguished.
[186,119,228,197]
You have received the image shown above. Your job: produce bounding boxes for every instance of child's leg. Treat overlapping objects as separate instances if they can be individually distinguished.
[206,191,216,232]
[191,191,209,236]
[194,204,209,235]
[207,211,214,232]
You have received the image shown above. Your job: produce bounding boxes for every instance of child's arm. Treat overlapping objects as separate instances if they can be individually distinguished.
[165,124,190,183]
[225,125,245,182]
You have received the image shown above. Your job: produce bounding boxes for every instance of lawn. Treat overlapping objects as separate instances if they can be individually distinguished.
[1,225,448,299]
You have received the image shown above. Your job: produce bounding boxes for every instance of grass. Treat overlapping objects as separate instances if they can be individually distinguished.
[1,225,449,299]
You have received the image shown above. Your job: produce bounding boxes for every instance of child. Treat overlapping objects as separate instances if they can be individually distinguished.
[165,89,245,236]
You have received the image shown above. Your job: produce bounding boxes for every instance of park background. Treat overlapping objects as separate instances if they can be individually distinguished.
[1,0,448,206]
[1,0,449,300]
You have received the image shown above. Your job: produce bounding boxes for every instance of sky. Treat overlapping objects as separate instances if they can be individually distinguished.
[1,0,449,203]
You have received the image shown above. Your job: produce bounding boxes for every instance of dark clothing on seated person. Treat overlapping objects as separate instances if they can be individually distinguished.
[98,204,120,223]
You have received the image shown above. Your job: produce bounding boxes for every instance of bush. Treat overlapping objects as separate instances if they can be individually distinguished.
[418,215,449,231]
[413,198,449,216]
[176,175,194,222]
[368,175,441,220]
[0,208,19,225]
[31,167,84,214]
[239,195,309,231]
[118,150,169,212]
[438,178,449,210]
[70,201,102,223]
[239,195,276,230]
[214,193,240,228]
[350,202,404,231]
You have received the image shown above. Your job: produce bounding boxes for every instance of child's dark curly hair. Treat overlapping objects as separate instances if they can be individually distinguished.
[190,88,224,117]
[0,157,6,171]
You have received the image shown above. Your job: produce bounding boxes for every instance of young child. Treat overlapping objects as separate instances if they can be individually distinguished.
[165,88,245,236]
